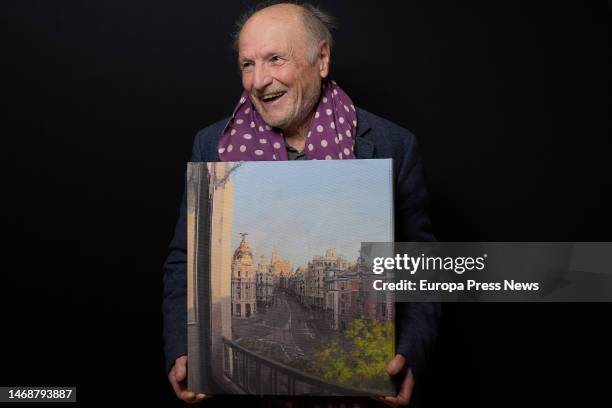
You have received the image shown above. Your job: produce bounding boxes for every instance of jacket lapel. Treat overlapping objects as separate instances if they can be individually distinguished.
[355,108,374,159]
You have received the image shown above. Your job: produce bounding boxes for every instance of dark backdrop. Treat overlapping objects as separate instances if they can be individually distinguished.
[3,0,611,406]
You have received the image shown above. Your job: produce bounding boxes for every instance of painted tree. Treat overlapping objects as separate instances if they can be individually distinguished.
[311,319,394,390]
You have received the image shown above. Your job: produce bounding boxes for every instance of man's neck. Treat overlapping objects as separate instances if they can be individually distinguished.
[282,111,316,152]
[284,132,306,152]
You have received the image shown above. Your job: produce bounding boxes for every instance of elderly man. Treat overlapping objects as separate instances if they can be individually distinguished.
[163,2,439,406]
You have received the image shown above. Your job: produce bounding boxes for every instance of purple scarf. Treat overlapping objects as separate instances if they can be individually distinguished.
[218,80,357,161]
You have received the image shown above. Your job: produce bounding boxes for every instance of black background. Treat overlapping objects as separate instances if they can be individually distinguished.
[3,0,611,406]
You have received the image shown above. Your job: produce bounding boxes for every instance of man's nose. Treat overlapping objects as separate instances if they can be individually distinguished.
[252,64,273,92]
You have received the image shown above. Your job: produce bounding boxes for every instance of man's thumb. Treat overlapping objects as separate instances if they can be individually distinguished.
[175,359,187,382]
[386,354,406,376]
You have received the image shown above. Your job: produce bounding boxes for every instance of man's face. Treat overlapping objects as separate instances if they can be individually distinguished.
[238,7,327,132]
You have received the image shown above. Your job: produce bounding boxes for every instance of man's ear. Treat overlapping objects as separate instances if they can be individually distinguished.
[318,40,331,78]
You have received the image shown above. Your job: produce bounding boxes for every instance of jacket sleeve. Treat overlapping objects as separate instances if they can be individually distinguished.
[161,131,203,374]
[393,131,441,383]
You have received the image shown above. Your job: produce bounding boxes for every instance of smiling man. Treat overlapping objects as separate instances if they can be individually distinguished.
[237,5,325,152]
[218,3,356,161]
[163,2,439,406]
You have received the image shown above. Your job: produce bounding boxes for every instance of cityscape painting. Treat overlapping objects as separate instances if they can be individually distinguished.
[187,159,396,396]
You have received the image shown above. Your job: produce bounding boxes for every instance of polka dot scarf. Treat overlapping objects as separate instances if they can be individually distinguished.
[218,80,357,161]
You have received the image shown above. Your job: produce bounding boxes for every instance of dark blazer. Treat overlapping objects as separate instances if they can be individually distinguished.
[162,107,440,384]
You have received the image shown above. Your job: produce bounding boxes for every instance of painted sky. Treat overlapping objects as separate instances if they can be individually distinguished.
[229,159,393,268]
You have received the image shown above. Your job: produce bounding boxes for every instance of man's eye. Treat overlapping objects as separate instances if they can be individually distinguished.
[271,56,282,62]
[241,62,253,70]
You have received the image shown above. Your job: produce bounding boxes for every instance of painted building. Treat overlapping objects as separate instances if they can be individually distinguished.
[256,255,275,307]
[231,234,257,318]
[307,248,349,310]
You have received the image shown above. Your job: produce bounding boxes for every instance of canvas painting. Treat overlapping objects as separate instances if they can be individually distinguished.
[187,159,396,396]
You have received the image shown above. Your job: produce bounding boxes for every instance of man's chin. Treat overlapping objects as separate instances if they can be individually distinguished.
[259,115,288,130]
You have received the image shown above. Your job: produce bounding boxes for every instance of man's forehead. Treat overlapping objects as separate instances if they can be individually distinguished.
[239,28,291,59]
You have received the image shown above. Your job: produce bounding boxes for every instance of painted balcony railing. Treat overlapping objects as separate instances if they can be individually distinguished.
[221,336,383,396]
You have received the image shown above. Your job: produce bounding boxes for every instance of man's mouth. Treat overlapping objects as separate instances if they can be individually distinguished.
[259,91,286,104]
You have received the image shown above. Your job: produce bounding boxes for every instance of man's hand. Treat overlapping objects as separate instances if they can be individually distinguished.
[381,354,415,407]
[168,355,210,404]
